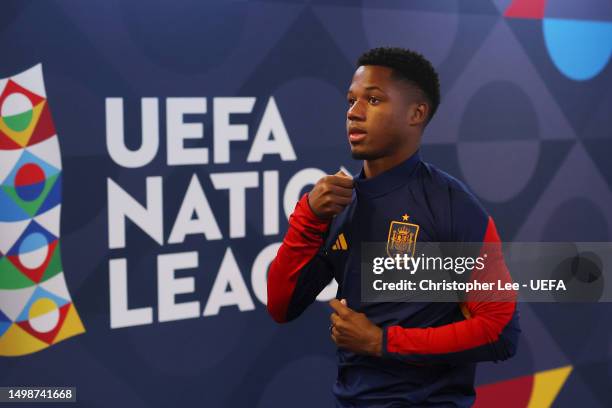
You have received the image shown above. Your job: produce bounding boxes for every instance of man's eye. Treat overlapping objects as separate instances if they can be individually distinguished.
[369,97,380,105]
[348,99,355,106]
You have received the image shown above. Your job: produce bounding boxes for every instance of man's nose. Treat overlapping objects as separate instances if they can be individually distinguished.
[347,101,365,121]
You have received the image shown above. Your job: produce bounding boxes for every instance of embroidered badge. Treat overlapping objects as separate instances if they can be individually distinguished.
[386,214,419,257]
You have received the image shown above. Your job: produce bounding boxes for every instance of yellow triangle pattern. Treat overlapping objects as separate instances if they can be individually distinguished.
[527,365,573,408]
[0,100,45,147]
[52,303,85,344]
[0,324,48,356]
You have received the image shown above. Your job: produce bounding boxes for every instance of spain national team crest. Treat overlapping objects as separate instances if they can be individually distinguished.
[386,214,419,257]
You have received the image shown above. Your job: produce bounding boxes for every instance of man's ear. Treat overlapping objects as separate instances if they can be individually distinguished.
[409,102,429,127]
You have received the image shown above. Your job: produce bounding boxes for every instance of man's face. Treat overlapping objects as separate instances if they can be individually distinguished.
[346,65,415,161]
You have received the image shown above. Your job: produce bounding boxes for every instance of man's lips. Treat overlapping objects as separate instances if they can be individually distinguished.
[348,129,367,143]
[349,133,366,143]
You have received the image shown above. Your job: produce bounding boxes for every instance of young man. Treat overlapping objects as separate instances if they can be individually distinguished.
[267,47,520,407]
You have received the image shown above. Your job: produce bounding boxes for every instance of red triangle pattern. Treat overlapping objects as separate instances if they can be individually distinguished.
[0,80,45,108]
[0,129,22,149]
[7,240,58,283]
[474,374,534,407]
[504,0,547,20]
[27,101,56,147]
[16,302,70,345]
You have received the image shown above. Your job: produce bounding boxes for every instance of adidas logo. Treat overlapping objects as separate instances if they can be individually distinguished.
[331,233,348,251]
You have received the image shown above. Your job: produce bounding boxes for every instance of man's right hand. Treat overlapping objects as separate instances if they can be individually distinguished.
[307,170,354,219]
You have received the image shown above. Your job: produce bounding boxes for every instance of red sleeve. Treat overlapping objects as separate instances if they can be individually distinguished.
[266,193,331,323]
[384,217,520,362]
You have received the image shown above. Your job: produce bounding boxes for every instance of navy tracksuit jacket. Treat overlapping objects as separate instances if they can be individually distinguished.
[267,151,521,407]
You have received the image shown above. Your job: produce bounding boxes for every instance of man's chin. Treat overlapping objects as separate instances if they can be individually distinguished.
[351,150,378,160]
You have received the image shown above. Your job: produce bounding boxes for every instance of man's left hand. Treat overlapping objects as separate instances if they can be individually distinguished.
[329,299,383,357]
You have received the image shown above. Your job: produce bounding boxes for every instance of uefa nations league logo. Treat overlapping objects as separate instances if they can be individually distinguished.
[0,65,85,356]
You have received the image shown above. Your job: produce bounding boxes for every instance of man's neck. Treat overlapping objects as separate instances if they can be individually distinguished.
[363,145,420,179]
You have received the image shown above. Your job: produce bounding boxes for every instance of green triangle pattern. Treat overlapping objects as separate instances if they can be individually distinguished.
[2,173,59,217]
[0,256,35,289]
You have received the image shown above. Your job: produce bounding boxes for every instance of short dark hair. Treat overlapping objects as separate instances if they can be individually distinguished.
[357,47,440,124]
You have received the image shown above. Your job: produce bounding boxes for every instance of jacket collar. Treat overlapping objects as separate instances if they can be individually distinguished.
[353,150,422,198]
